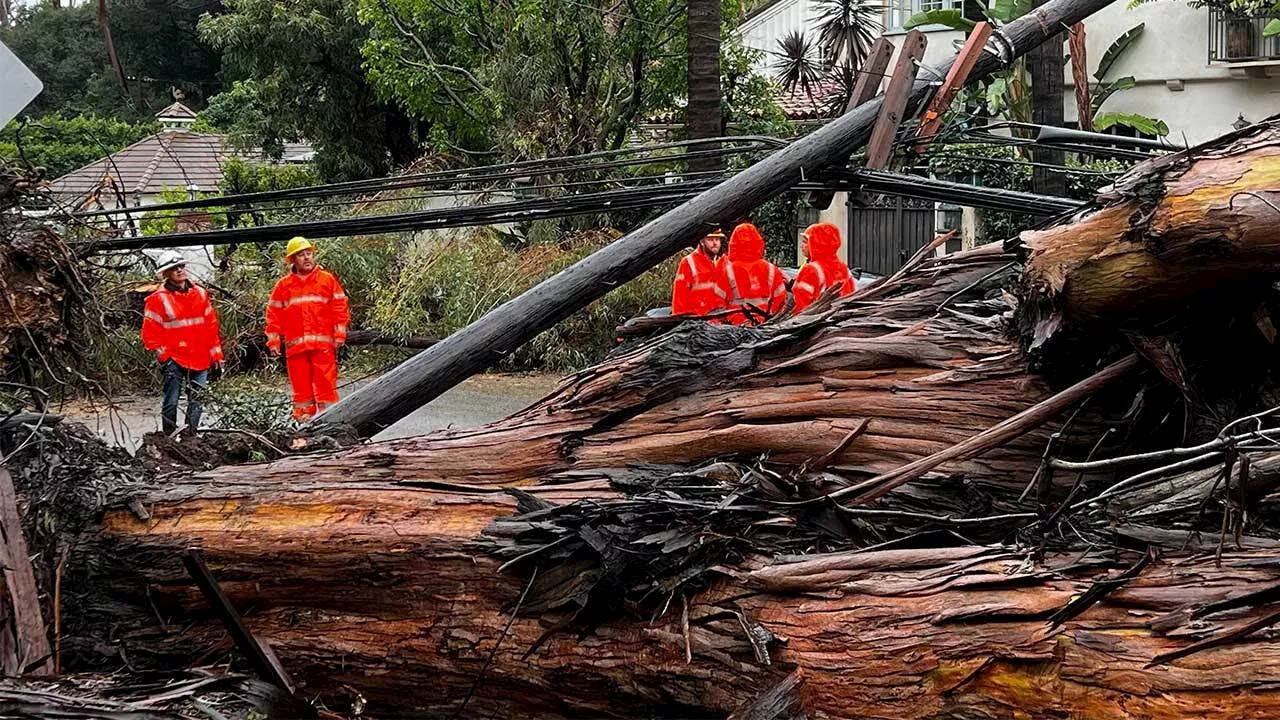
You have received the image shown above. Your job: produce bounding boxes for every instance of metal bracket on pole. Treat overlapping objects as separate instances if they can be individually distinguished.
[865,30,928,171]
[913,21,994,156]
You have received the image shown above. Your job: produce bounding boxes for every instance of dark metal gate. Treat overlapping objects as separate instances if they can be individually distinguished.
[847,194,935,276]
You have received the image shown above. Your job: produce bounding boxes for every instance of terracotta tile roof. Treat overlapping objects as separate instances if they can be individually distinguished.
[774,77,844,120]
[641,77,845,126]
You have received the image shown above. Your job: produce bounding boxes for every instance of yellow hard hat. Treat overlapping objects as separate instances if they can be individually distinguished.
[284,236,314,260]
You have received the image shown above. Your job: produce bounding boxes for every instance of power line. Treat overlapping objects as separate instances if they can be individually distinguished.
[73,179,722,251]
[65,136,783,219]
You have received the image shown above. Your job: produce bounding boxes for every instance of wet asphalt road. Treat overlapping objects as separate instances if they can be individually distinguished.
[63,373,562,452]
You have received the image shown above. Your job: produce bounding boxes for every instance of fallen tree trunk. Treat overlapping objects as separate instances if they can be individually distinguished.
[314,0,1126,437]
[66,471,1280,719]
[212,244,1107,491]
[43,122,1280,719]
[1021,118,1280,348]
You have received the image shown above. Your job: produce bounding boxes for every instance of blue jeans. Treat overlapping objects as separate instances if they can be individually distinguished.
[161,360,208,434]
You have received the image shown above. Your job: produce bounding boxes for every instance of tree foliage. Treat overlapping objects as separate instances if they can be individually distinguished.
[0,113,156,179]
[0,0,222,121]
[357,0,689,158]
[198,0,422,180]
[772,0,883,115]
[722,44,792,136]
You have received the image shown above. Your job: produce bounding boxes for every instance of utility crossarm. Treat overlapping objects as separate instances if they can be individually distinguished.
[844,38,895,114]
[309,0,1137,438]
[865,30,927,171]
[913,22,994,156]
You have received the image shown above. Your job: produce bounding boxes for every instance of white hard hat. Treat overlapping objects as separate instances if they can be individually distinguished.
[154,250,186,277]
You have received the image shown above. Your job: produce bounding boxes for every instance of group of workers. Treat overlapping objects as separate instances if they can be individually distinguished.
[672,221,855,325]
[140,237,348,435]
[140,220,852,436]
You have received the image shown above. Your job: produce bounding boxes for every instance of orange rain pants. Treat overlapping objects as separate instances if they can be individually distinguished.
[286,346,339,420]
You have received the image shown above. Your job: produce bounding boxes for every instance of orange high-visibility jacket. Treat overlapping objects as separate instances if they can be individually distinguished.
[265,268,350,357]
[671,247,724,316]
[141,282,224,371]
[792,223,855,312]
[714,223,787,326]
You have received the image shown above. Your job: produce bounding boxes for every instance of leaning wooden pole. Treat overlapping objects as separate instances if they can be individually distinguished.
[313,0,1125,437]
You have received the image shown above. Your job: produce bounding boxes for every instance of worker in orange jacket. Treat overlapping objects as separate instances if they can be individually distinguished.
[671,228,725,316]
[141,251,224,436]
[714,223,788,326]
[266,237,350,421]
[792,222,855,312]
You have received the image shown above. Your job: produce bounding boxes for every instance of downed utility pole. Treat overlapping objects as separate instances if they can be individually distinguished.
[313,0,1124,437]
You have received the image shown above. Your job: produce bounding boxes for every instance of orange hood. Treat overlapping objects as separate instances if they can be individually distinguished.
[728,223,766,263]
[804,223,842,261]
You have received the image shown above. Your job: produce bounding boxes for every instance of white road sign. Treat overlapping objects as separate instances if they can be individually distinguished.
[0,40,42,128]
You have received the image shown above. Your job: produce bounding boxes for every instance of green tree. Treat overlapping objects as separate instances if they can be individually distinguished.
[721,44,791,137]
[198,0,422,180]
[0,3,130,118]
[194,80,287,158]
[0,0,222,120]
[773,0,883,115]
[357,0,688,158]
[0,113,157,179]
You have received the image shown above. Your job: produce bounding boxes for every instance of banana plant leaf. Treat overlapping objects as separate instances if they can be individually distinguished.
[1095,23,1144,81]
[1091,75,1136,113]
[1094,111,1168,137]
[904,9,975,31]
[989,0,1030,22]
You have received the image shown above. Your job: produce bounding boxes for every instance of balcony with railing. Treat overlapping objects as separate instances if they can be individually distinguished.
[1209,8,1280,63]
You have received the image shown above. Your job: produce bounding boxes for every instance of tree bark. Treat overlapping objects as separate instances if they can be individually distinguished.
[209,244,1091,493]
[1019,119,1280,349]
[685,0,724,175]
[71,475,1280,719]
[44,119,1280,718]
[310,0,1127,437]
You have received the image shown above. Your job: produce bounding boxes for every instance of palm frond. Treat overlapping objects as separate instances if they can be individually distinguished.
[774,30,824,96]
[825,60,858,117]
[812,0,884,72]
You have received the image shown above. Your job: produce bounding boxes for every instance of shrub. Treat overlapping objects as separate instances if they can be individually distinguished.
[371,226,674,371]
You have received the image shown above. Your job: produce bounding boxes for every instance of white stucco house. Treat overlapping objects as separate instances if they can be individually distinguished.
[741,0,1280,143]
[737,0,1280,271]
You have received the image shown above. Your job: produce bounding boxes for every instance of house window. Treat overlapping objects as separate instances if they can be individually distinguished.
[887,0,983,32]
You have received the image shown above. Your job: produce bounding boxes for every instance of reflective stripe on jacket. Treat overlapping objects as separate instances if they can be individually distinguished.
[793,222,854,312]
[265,268,350,357]
[141,282,223,371]
[671,249,723,316]
[714,223,788,326]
